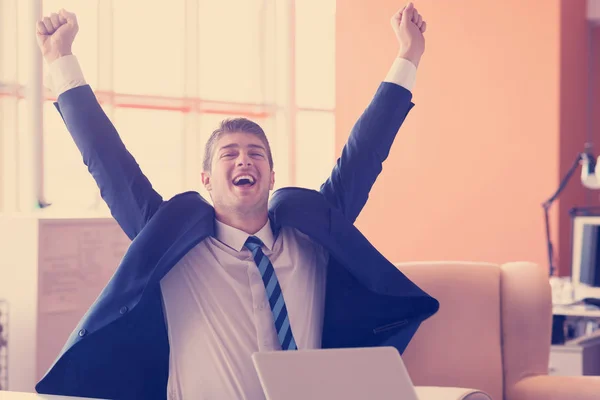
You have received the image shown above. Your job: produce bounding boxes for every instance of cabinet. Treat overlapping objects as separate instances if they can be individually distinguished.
[549,336,600,376]
[551,305,600,376]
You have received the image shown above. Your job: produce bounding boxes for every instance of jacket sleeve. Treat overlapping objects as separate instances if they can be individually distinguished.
[55,85,163,240]
[319,82,414,223]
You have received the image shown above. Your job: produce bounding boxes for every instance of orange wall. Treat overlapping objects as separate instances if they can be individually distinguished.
[336,0,591,274]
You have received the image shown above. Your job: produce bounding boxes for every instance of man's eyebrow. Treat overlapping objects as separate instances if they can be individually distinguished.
[248,144,266,151]
[218,143,239,151]
[218,143,266,151]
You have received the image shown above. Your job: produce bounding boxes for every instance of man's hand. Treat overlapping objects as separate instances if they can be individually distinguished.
[36,9,79,64]
[391,3,427,67]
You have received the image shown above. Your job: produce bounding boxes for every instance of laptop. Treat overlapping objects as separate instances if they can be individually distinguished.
[252,346,419,400]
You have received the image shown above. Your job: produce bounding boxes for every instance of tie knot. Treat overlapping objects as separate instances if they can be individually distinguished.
[244,236,263,252]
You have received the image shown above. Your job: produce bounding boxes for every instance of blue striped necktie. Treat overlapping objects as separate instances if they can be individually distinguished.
[244,236,297,351]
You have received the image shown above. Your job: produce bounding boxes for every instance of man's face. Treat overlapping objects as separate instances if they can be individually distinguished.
[201,132,275,214]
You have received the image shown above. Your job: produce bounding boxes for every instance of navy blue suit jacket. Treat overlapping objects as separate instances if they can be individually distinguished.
[35,82,439,399]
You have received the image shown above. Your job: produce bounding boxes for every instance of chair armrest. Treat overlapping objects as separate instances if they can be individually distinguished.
[509,375,600,400]
[414,386,491,400]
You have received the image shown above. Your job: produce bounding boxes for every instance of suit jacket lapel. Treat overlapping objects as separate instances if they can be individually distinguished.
[145,199,216,290]
[270,187,432,298]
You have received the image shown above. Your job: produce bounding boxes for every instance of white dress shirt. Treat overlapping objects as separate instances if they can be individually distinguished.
[161,221,328,400]
[47,54,417,399]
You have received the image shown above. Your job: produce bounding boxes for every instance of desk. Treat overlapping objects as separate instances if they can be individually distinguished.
[0,389,490,400]
[553,304,600,318]
[0,392,99,399]
[550,304,600,376]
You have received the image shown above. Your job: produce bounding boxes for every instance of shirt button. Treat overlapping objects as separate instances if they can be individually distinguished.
[78,328,87,337]
[120,306,129,315]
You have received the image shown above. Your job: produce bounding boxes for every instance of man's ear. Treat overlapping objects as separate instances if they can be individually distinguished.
[201,171,212,191]
[269,170,275,190]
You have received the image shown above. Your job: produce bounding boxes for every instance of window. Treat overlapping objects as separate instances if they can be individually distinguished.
[1,0,336,214]
[114,108,186,201]
[295,0,336,110]
[43,101,100,209]
[0,0,22,212]
[197,0,267,104]
[294,0,336,189]
[296,111,335,190]
[0,0,18,84]
[112,2,185,96]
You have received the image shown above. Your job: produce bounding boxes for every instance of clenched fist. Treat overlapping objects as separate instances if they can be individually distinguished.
[36,9,79,64]
[392,3,427,67]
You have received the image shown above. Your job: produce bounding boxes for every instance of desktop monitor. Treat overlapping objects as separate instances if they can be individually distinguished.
[571,215,600,299]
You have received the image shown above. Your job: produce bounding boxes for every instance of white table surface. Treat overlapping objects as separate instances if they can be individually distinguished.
[0,388,491,400]
[553,304,600,318]
[0,392,101,400]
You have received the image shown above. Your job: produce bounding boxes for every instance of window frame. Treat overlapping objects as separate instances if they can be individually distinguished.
[0,0,336,215]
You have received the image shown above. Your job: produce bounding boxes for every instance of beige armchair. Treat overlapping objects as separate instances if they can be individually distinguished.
[397,261,600,400]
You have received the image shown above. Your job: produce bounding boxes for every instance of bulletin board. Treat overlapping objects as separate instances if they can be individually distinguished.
[36,218,131,381]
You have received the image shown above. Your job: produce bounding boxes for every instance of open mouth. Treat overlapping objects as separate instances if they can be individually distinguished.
[232,174,256,187]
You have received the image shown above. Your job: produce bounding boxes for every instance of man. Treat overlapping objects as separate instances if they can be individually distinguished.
[35,3,438,399]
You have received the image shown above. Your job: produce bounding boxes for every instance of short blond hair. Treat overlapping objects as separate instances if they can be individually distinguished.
[202,118,274,172]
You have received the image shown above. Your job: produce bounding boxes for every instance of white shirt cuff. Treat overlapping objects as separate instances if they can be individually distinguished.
[47,55,87,97]
[384,57,417,91]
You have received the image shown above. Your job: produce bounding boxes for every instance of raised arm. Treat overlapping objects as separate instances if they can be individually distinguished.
[36,9,162,240]
[320,3,426,223]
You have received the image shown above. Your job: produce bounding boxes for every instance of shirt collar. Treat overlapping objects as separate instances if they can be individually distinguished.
[214,219,275,252]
